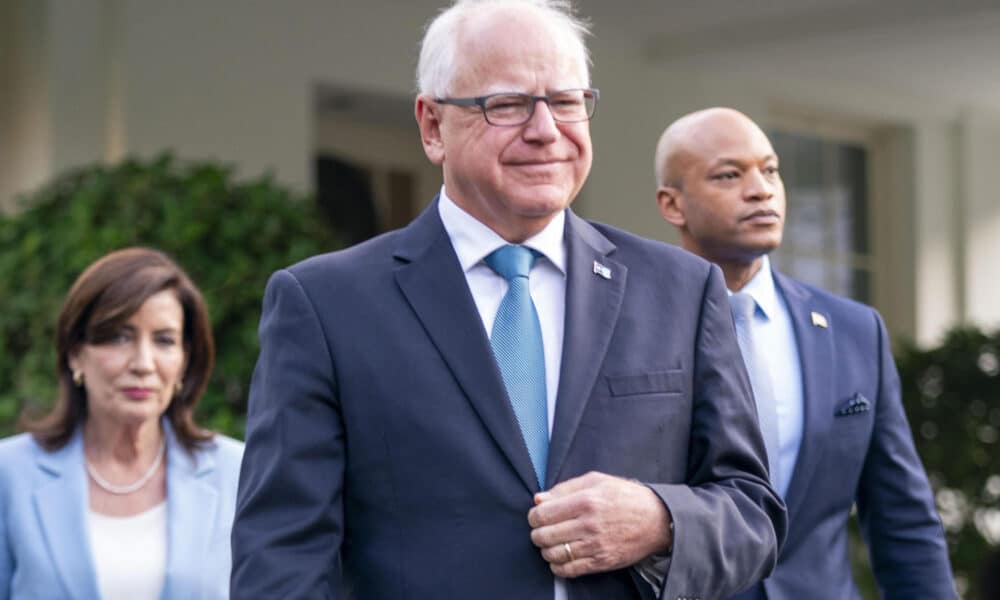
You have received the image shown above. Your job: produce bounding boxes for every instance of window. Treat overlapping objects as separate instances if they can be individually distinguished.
[769,131,872,303]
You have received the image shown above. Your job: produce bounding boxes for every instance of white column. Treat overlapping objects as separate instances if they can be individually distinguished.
[912,120,962,346]
[0,0,124,212]
[0,0,51,211]
[959,108,1000,330]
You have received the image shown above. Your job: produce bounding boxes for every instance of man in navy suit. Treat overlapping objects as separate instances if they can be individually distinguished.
[231,3,785,598]
[654,107,955,599]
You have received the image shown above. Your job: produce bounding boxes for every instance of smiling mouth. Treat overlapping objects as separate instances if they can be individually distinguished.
[508,157,569,166]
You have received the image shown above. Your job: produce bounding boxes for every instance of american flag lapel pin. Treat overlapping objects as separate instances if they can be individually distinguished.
[593,261,612,279]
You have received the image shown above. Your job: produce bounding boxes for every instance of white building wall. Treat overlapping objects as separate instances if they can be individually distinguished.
[46,2,116,174]
[4,0,999,343]
[119,0,435,190]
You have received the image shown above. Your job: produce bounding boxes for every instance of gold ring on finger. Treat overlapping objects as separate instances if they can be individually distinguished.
[563,542,574,563]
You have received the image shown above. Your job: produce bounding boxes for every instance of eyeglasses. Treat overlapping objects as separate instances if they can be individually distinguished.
[434,88,600,126]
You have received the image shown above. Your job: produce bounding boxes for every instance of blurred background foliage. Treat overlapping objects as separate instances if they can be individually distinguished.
[0,154,338,439]
[850,327,1000,599]
[0,157,997,598]
[898,327,1000,599]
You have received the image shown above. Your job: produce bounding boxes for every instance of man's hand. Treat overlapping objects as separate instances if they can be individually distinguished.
[527,472,673,578]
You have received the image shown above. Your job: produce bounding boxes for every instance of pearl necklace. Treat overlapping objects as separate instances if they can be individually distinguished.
[85,438,166,495]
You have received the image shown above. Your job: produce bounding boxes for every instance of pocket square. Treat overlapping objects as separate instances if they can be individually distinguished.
[835,392,871,416]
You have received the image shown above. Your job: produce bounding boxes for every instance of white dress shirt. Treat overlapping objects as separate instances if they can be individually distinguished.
[732,256,804,497]
[438,187,570,600]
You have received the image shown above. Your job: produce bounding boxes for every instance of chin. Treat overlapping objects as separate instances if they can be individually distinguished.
[515,187,573,213]
[115,403,168,425]
[745,233,782,254]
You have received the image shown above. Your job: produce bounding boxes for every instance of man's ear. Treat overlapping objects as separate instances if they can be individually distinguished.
[415,95,445,165]
[656,185,687,228]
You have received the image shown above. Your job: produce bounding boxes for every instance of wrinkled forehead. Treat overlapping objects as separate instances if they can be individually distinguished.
[452,6,589,91]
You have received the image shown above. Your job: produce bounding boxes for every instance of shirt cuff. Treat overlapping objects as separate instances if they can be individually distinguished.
[633,518,673,595]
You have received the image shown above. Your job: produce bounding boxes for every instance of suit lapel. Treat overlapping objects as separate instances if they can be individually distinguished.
[161,423,218,600]
[546,213,626,487]
[32,431,101,600]
[394,200,540,493]
[774,272,834,521]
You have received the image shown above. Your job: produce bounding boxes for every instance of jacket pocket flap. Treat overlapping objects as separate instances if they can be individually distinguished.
[606,371,685,396]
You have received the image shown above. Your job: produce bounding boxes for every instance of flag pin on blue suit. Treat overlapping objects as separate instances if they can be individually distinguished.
[593,261,611,279]
[811,311,828,328]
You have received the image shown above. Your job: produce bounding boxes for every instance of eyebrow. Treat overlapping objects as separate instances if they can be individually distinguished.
[119,323,182,335]
[711,155,778,168]
[154,328,182,334]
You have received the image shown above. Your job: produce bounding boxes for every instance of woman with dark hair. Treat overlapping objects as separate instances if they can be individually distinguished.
[0,247,243,600]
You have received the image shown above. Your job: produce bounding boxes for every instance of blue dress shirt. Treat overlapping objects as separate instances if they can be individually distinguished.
[732,256,803,497]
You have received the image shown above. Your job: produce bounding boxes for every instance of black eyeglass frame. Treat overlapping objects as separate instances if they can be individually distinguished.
[433,88,600,126]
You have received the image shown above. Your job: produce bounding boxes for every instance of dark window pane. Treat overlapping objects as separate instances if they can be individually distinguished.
[852,268,871,303]
[767,130,870,303]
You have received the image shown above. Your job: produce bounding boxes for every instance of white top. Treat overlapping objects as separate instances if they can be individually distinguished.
[87,501,167,600]
[438,187,569,600]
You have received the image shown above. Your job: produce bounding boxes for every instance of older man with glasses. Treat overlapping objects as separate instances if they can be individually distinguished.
[231,1,785,599]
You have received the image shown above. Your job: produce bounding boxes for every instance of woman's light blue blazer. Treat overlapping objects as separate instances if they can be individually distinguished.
[0,421,243,600]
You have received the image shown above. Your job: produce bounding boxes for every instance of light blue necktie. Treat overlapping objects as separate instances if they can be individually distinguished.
[730,292,782,494]
[485,245,548,489]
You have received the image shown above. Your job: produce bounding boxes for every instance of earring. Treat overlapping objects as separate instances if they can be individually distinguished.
[72,370,84,387]
[174,380,183,395]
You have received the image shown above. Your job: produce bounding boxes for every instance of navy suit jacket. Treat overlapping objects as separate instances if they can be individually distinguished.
[730,272,954,600]
[232,201,786,600]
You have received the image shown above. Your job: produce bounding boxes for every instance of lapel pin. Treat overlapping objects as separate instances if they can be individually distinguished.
[811,311,828,328]
[593,261,612,280]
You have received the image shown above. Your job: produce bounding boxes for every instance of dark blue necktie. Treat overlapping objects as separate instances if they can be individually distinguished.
[730,292,782,494]
[485,245,548,489]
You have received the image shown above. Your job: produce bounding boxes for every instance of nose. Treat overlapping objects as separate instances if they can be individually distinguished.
[745,167,775,202]
[129,338,155,373]
[522,99,560,142]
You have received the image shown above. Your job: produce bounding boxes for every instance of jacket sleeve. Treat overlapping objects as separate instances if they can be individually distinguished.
[231,269,345,598]
[650,264,787,600]
[0,464,11,600]
[857,310,956,599]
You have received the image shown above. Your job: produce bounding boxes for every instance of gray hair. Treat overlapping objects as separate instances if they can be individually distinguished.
[416,0,592,98]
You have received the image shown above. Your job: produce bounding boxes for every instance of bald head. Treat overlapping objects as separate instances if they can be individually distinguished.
[654,107,771,189]
[653,107,785,290]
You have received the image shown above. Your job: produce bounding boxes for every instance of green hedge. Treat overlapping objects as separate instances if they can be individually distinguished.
[852,327,1000,599]
[0,154,337,439]
[897,327,1000,598]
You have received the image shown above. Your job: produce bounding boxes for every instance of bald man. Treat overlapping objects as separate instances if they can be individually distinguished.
[653,108,955,599]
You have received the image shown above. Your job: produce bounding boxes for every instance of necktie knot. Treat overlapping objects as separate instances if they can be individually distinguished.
[486,245,537,281]
[730,292,758,322]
